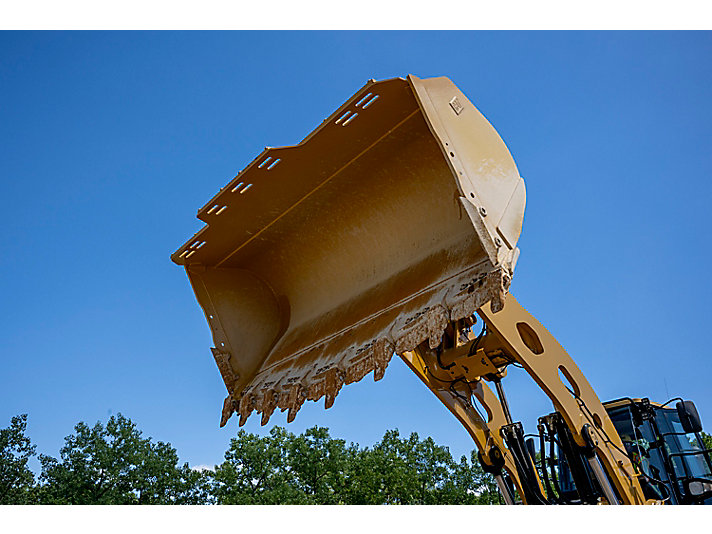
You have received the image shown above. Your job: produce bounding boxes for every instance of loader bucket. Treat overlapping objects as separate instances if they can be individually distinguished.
[172,75,526,427]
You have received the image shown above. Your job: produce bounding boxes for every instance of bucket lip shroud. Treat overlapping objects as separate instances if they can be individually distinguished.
[172,75,525,427]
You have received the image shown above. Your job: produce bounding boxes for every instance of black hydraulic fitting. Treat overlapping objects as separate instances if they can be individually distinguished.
[581,424,599,459]
[478,445,506,475]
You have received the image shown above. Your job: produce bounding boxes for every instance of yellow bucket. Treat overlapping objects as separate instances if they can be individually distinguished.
[172,75,525,427]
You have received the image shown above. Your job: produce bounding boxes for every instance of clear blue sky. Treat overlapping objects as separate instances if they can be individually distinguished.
[1,31,711,469]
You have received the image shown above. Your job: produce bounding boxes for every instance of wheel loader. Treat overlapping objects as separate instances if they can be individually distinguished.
[172,75,712,505]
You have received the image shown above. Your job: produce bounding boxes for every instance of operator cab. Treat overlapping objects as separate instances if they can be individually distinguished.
[604,398,712,504]
[549,398,712,504]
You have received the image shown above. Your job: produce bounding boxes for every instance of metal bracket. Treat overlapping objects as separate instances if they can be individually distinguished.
[400,329,526,502]
[477,294,647,504]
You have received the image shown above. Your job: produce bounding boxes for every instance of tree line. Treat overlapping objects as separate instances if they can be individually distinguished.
[0,413,500,505]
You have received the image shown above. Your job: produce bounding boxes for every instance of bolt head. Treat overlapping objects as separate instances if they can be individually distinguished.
[479,207,487,216]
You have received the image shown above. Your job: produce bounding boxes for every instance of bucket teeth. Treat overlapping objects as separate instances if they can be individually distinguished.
[448,268,506,320]
[373,339,395,382]
[345,352,373,385]
[220,394,236,427]
[324,368,345,409]
[238,412,249,427]
[286,384,306,423]
[427,308,450,350]
[238,392,255,427]
[260,389,278,426]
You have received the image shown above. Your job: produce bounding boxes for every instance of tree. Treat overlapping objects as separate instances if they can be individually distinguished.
[212,426,306,504]
[360,430,454,504]
[701,432,712,451]
[342,429,499,505]
[210,426,501,505]
[346,430,416,504]
[4,411,503,505]
[38,413,208,504]
[0,414,36,504]
[286,426,357,503]
[446,451,501,504]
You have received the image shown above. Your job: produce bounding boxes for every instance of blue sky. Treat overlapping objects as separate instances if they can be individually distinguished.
[1,31,711,469]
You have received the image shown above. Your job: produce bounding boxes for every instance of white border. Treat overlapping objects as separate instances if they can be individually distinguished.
[0,1,711,30]
[2,503,709,534]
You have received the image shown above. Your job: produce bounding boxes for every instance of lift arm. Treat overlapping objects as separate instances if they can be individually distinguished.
[400,346,523,504]
[403,293,650,504]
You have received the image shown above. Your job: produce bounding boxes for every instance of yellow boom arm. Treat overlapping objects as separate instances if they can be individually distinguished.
[404,294,650,504]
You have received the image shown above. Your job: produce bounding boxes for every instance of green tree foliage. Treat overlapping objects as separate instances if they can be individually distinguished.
[211,427,306,504]
[0,414,36,504]
[211,426,499,504]
[346,430,498,504]
[347,430,452,504]
[287,426,358,503]
[1,413,501,505]
[701,432,712,451]
[37,413,209,504]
